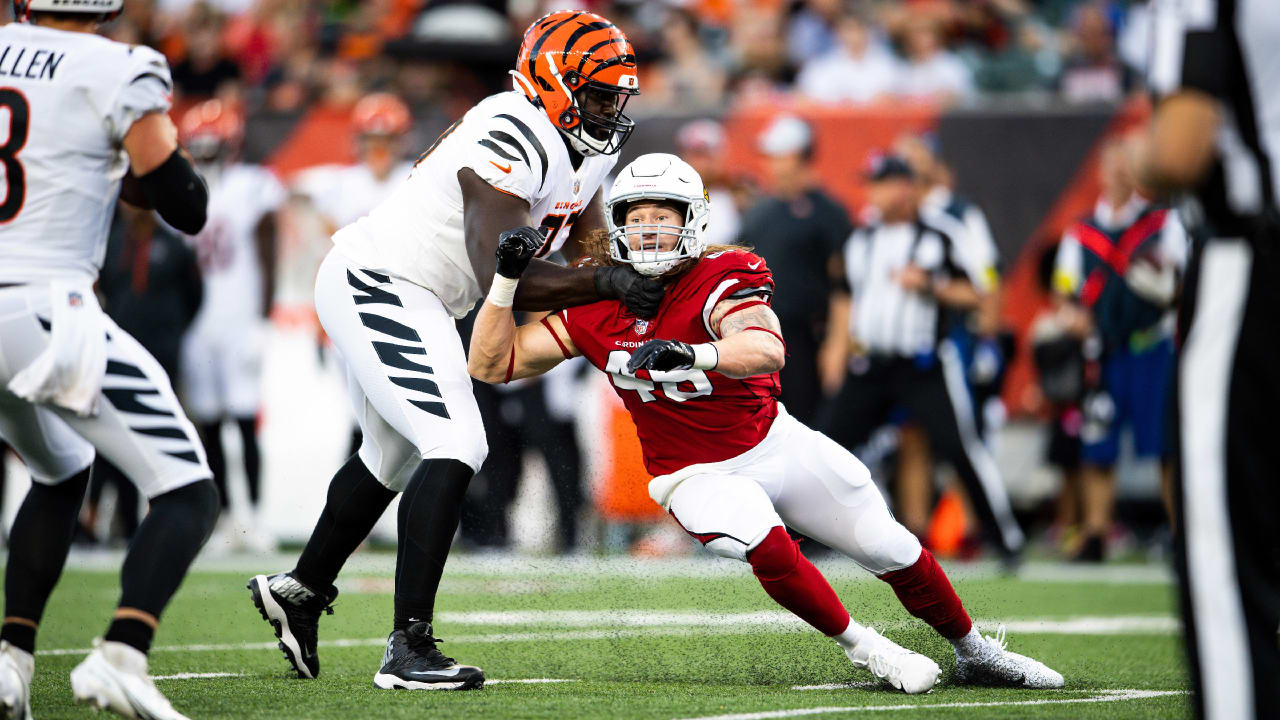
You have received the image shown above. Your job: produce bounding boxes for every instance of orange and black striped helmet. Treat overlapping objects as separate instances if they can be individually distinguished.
[352,92,411,137]
[512,10,639,156]
[179,99,244,163]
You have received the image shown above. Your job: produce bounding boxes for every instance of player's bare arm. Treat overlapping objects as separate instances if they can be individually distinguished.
[459,169,663,316]
[626,296,785,380]
[468,229,580,384]
[121,111,208,234]
[122,112,178,175]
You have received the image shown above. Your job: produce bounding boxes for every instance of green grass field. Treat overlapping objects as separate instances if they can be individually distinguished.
[22,552,1190,719]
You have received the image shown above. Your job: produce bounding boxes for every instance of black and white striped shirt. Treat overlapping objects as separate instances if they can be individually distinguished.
[843,214,981,358]
[1149,0,1279,232]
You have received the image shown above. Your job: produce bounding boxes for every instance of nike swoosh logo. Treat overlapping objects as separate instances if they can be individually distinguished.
[406,667,462,678]
[490,161,512,174]
[748,261,761,270]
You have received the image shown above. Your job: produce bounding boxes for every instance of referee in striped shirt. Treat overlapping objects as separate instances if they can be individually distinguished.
[818,154,1024,562]
[1146,1,1279,718]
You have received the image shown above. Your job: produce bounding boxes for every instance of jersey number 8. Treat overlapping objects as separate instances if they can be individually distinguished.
[605,350,712,403]
[0,88,30,224]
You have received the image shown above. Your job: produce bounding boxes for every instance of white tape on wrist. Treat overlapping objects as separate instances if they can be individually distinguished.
[488,275,519,308]
[691,343,719,371]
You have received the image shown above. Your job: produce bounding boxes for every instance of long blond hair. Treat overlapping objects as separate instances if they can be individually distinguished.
[575,229,750,276]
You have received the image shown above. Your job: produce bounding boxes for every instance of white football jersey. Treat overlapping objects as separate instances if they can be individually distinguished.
[293,161,413,232]
[0,23,172,284]
[187,163,285,332]
[331,91,616,318]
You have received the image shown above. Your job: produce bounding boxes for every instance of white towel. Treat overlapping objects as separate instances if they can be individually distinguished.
[7,281,108,417]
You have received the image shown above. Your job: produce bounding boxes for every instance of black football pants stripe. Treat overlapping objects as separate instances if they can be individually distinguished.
[347,268,450,419]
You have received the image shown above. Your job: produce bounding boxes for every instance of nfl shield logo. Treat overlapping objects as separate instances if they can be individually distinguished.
[573,179,581,195]
[633,319,650,335]
[67,292,83,307]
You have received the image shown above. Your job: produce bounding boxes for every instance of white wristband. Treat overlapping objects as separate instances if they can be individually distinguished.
[487,275,519,308]
[691,343,719,371]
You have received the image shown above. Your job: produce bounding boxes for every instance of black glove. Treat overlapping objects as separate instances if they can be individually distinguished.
[495,226,545,279]
[594,266,665,318]
[627,339,697,373]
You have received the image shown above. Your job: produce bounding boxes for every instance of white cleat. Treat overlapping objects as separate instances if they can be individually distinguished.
[0,641,33,720]
[954,625,1065,689]
[70,640,190,720]
[844,627,941,694]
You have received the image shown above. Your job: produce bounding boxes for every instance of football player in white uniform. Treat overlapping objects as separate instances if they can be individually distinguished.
[177,99,284,552]
[0,1,216,718]
[293,92,415,236]
[247,10,662,691]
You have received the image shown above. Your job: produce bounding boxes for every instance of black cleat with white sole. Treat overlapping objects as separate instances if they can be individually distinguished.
[248,572,337,679]
[373,622,484,691]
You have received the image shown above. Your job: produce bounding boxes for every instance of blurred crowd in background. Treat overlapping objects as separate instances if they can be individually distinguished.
[90,0,1152,116]
[0,0,1178,568]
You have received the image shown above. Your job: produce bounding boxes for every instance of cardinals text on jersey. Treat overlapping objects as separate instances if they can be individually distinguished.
[559,250,778,476]
[0,23,171,284]
[332,91,617,319]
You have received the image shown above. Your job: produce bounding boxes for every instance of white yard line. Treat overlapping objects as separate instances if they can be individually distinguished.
[35,614,1177,657]
[434,610,1179,636]
[435,610,810,629]
[984,616,1178,635]
[151,672,246,680]
[791,683,880,691]
[57,550,1172,584]
[674,689,1188,719]
[486,679,578,685]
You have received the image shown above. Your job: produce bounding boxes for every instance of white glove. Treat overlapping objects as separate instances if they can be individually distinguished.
[1124,258,1177,306]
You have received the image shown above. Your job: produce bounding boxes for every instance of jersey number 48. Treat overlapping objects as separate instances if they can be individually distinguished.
[605,350,712,403]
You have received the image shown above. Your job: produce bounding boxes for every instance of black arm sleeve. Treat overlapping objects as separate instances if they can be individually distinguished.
[136,150,208,235]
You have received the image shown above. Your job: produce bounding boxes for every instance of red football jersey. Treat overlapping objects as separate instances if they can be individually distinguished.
[559,250,780,476]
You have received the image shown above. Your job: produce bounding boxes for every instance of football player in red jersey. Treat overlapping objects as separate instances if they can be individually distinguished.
[469,154,1064,693]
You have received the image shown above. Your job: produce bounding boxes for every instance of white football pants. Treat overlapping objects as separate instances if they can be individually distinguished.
[314,249,487,490]
[656,407,922,574]
[0,284,210,497]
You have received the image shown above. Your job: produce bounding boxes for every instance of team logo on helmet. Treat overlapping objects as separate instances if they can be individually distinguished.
[511,11,639,157]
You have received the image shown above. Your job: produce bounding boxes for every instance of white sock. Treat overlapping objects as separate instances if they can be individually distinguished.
[950,626,987,659]
[832,619,868,651]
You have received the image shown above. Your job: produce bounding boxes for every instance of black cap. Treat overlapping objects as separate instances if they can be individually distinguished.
[866,153,915,182]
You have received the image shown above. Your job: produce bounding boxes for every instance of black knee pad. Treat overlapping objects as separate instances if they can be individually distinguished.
[32,465,92,504]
